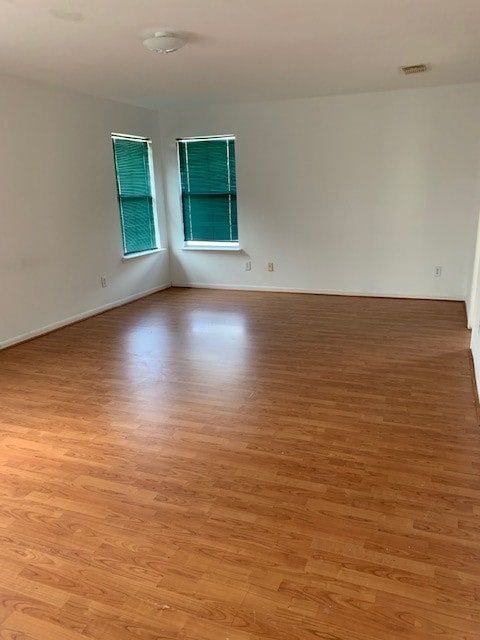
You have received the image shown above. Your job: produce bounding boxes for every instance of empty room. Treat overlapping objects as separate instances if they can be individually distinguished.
[2,1,480,639]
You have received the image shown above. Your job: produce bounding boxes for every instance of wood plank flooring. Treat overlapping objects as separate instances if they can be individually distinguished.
[0,288,479,640]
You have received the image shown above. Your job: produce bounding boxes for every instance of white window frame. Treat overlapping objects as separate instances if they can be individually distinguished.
[112,132,161,258]
[176,135,240,251]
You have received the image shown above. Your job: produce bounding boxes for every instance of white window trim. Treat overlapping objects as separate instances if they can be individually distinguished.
[182,241,241,252]
[121,248,167,262]
[181,247,242,252]
[176,134,239,247]
[112,133,161,258]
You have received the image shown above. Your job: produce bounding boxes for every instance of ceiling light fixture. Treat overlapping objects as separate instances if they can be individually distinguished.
[142,32,185,54]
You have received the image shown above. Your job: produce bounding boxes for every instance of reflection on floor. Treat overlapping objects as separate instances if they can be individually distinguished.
[0,288,478,640]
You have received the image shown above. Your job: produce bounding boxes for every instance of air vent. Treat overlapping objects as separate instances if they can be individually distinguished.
[400,64,429,75]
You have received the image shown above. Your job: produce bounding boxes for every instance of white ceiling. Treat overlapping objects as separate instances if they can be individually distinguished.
[1,0,480,108]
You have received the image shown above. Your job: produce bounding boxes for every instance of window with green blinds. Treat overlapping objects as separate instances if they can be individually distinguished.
[112,135,158,255]
[178,136,238,245]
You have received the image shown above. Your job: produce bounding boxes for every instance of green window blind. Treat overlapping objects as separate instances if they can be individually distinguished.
[178,137,238,243]
[112,136,158,255]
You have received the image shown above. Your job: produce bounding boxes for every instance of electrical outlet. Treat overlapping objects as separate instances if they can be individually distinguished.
[267,262,274,272]
[434,266,442,277]
[100,276,107,288]
[245,261,252,271]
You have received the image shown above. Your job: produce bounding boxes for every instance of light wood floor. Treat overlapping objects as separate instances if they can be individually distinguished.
[1,288,479,640]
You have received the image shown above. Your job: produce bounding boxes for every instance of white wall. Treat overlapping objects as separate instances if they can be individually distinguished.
[3,76,479,350]
[160,84,480,300]
[469,211,480,393]
[467,211,480,327]
[0,73,170,348]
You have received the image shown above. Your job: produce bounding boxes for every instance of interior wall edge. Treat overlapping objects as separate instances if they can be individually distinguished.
[471,348,480,399]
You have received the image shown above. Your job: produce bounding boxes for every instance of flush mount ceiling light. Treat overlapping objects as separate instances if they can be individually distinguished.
[142,32,185,54]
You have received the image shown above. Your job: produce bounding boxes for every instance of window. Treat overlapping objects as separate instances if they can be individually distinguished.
[112,134,159,256]
[177,136,238,247]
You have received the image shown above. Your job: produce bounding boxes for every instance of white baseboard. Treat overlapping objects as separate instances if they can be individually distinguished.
[1,283,171,350]
[2,281,464,351]
[172,282,463,301]
[471,346,480,399]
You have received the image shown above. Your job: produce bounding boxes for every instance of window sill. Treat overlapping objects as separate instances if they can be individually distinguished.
[122,248,167,262]
[182,244,242,252]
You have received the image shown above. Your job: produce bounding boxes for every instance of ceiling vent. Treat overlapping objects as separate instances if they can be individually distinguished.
[400,64,429,75]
